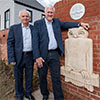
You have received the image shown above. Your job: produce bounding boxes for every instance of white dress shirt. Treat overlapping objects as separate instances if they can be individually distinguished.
[45,18,57,50]
[22,24,32,52]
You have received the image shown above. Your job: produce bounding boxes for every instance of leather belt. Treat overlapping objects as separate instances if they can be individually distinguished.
[23,51,32,55]
[48,48,58,52]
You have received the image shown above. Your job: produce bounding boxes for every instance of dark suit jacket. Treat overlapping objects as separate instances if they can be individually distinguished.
[7,23,34,65]
[33,18,80,60]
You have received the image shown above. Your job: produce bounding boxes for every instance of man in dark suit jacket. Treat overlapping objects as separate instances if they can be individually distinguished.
[7,10,35,100]
[33,5,89,100]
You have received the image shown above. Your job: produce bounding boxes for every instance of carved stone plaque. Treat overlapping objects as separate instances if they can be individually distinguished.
[61,27,99,92]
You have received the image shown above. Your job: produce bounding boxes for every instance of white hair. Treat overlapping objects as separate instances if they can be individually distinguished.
[44,5,55,13]
[19,9,30,17]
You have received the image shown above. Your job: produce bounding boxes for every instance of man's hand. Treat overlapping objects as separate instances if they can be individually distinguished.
[10,62,16,66]
[80,22,90,30]
[36,57,45,68]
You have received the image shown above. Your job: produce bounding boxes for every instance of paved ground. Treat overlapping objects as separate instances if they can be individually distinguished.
[24,89,54,100]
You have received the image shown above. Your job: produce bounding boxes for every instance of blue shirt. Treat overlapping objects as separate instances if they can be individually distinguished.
[45,18,57,50]
[22,24,32,52]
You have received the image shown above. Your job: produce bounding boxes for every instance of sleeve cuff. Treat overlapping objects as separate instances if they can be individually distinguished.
[78,23,81,27]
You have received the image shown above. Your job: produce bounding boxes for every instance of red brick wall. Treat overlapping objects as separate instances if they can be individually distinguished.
[47,0,100,100]
[0,29,8,61]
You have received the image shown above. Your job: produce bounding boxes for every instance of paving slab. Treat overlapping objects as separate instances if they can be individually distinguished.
[24,89,54,100]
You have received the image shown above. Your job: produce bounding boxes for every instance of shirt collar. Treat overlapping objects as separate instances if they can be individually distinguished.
[45,18,53,24]
[21,23,30,28]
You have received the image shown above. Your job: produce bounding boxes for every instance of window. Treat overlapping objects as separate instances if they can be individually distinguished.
[4,9,10,29]
[41,14,45,19]
[26,9,32,22]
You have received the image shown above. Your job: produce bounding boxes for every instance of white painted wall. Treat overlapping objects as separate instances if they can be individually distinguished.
[14,3,44,25]
[0,0,14,30]
[33,10,44,23]
[0,0,44,30]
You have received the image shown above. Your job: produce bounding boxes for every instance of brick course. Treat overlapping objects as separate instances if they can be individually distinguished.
[0,29,8,61]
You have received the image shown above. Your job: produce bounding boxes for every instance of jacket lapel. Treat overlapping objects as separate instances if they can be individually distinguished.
[29,25,33,35]
[17,24,23,39]
[42,19,48,34]
[42,19,49,43]
[18,24,23,47]
[52,19,58,42]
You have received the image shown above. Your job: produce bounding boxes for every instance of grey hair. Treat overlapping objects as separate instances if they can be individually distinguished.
[44,5,55,13]
[19,9,30,17]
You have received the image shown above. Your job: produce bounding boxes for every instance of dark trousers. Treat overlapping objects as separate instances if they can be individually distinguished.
[14,53,33,100]
[38,51,64,100]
